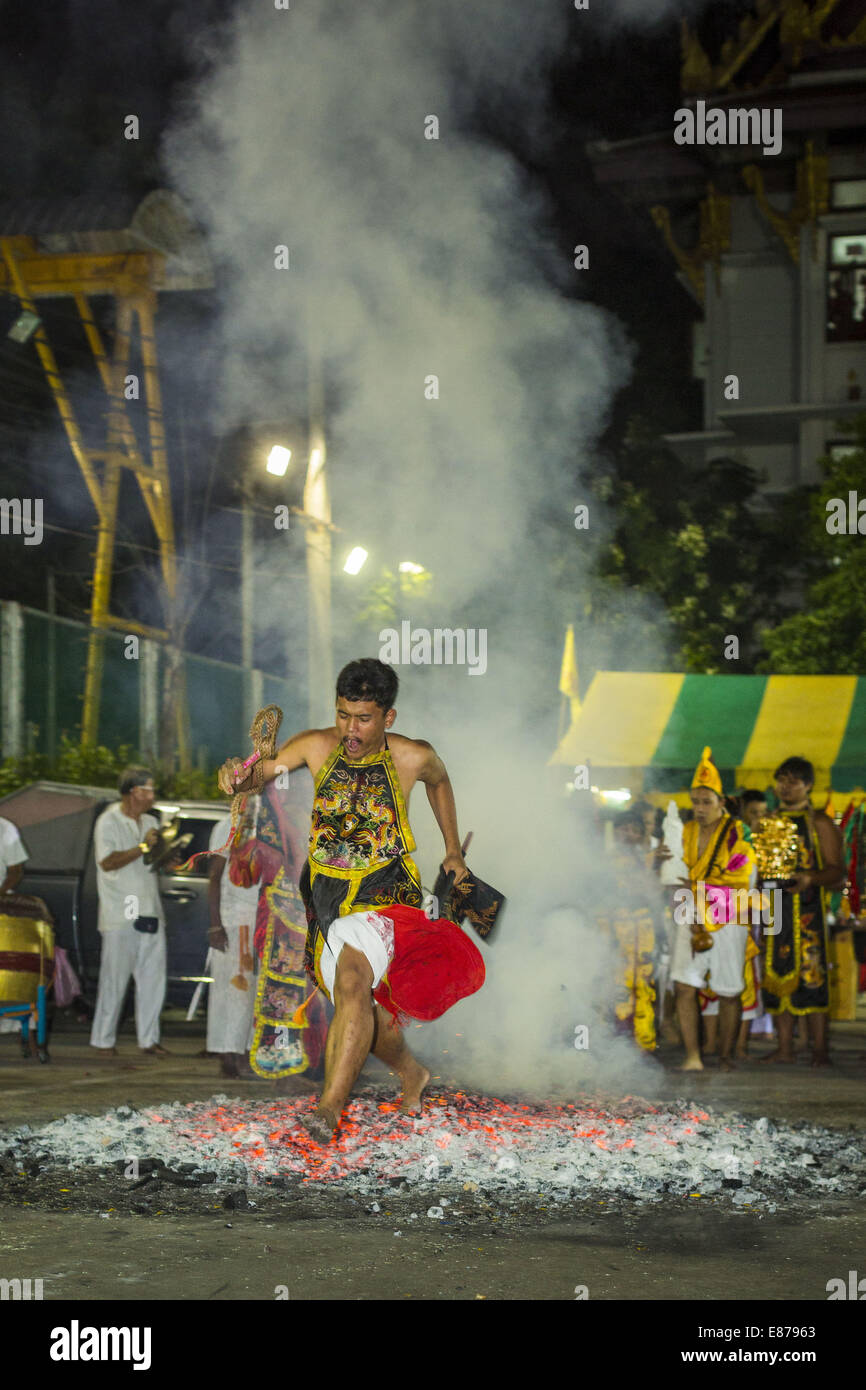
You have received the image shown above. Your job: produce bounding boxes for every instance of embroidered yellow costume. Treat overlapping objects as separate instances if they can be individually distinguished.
[299,737,424,993]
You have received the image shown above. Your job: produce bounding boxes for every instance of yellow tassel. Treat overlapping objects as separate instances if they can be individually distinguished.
[289,995,313,1028]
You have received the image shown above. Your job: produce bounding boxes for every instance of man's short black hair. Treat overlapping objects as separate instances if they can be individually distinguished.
[336,658,398,711]
[615,809,646,834]
[741,788,768,805]
[773,756,814,789]
[119,766,153,796]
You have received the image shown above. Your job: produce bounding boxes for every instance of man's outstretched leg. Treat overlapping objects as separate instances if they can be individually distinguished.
[370,1004,430,1113]
[300,945,374,1143]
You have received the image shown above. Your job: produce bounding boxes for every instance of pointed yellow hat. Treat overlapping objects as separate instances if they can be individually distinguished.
[691,745,723,796]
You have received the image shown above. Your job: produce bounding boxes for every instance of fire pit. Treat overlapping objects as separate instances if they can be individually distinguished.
[2,1089,863,1209]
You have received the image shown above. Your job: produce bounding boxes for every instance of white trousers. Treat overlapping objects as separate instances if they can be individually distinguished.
[319,910,395,1000]
[670,918,748,998]
[90,922,166,1048]
[207,920,256,1053]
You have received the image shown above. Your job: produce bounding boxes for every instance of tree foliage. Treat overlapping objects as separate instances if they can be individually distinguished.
[758,415,866,673]
[584,417,806,673]
[0,734,220,801]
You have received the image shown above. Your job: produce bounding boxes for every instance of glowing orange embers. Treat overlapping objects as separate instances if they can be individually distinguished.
[80,1091,728,1196]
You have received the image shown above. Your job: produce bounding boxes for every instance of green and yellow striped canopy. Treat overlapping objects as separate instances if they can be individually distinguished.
[550,673,866,796]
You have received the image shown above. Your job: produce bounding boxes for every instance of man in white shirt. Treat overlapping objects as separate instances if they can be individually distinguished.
[207,809,260,1077]
[90,767,168,1056]
[0,815,28,895]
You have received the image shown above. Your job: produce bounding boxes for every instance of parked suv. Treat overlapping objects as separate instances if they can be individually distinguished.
[0,781,229,1007]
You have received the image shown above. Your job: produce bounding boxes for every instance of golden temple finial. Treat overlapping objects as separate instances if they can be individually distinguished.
[703,2,848,95]
[714,1,787,93]
[681,20,714,94]
[781,0,844,59]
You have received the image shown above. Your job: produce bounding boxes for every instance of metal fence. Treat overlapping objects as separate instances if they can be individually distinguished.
[0,601,299,766]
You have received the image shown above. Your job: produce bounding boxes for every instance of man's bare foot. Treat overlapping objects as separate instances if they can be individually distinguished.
[735,1049,749,1061]
[675,1056,705,1072]
[810,1052,831,1068]
[298,1107,338,1145]
[758,1049,795,1063]
[91,1045,117,1055]
[140,1044,171,1056]
[219,1059,239,1078]
[399,1060,431,1114]
[719,1056,736,1072]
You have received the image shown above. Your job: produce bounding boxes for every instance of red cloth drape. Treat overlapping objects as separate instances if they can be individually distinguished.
[372,904,486,1023]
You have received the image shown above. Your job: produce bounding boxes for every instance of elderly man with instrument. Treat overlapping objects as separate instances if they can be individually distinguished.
[90,766,170,1057]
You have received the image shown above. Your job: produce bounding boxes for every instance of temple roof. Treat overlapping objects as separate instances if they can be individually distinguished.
[682,0,866,97]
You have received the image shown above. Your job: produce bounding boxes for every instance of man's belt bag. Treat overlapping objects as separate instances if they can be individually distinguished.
[133,916,159,934]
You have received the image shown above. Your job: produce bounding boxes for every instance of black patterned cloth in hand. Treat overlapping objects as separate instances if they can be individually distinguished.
[431,866,506,942]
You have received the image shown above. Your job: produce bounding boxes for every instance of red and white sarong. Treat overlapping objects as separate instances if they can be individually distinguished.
[318,904,485,1024]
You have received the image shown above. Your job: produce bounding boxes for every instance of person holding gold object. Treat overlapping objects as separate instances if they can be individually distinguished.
[668,747,756,1072]
[90,767,169,1057]
[756,757,845,1067]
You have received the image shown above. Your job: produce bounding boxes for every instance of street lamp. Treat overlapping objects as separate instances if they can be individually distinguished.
[343,546,368,576]
[266,445,291,476]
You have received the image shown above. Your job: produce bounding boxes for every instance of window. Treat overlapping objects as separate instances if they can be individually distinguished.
[826,233,866,343]
[827,441,859,463]
[830,180,866,211]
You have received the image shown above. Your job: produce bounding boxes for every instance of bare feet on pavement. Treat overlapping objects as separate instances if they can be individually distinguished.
[299,1107,339,1144]
[758,1049,795,1063]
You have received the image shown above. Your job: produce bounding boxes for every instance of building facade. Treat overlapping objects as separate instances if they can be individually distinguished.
[590,0,866,494]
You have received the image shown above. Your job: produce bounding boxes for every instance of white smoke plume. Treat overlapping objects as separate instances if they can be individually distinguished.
[164,0,695,1096]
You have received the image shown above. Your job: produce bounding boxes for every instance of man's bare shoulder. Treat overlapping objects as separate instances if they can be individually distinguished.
[303,727,340,757]
[279,726,336,748]
[387,732,435,763]
[273,726,337,774]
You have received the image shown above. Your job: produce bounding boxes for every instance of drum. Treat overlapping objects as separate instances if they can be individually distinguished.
[0,894,55,1004]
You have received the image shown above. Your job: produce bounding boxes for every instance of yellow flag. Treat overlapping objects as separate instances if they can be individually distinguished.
[558,624,581,716]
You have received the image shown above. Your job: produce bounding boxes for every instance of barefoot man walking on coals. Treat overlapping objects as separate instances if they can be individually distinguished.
[219,659,479,1144]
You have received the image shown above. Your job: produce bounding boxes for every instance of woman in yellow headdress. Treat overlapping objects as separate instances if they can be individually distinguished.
[669,747,756,1071]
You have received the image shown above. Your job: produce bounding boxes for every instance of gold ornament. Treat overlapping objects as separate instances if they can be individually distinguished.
[751,814,800,881]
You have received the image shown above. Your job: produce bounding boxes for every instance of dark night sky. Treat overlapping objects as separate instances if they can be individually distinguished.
[0,0,757,664]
